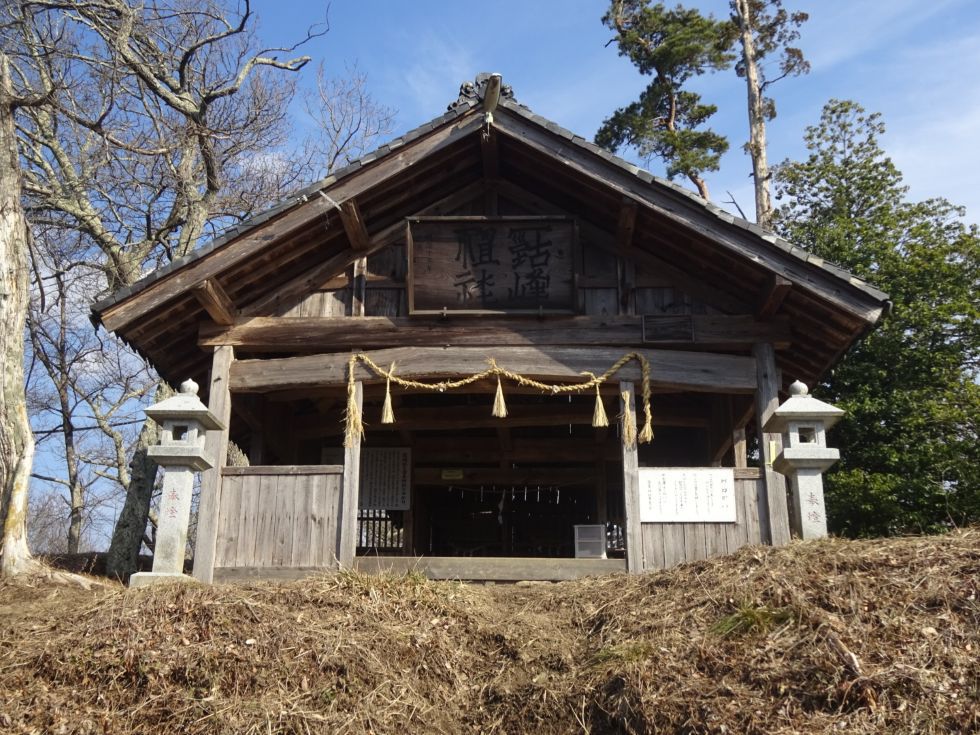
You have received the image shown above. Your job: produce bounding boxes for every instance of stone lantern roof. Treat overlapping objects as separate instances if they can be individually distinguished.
[146,379,224,430]
[763,380,844,434]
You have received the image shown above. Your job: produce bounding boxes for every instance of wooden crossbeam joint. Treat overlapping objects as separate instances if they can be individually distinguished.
[192,278,238,326]
[757,274,792,319]
[339,198,371,251]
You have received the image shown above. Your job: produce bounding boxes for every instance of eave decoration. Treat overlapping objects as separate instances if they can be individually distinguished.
[343,352,655,449]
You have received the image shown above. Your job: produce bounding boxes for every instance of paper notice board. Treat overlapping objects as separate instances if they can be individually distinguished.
[638,468,737,523]
[359,448,411,510]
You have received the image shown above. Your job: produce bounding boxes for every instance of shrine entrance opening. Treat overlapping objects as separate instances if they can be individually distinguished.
[352,388,627,561]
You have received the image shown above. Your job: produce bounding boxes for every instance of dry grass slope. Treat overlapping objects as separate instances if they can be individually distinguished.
[0,529,977,734]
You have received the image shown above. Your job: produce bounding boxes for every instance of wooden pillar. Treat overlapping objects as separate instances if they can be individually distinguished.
[192,345,234,583]
[753,343,791,546]
[732,427,748,468]
[337,381,363,568]
[620,381,643,573]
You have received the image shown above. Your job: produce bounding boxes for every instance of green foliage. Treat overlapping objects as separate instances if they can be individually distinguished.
[710,602,795,637]
[596,1,735,195]
[774,100,980,537]
[590,640,654,666]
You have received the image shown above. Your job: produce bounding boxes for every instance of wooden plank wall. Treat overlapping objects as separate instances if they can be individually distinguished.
[638,476,764,571]
[214,466,343,568]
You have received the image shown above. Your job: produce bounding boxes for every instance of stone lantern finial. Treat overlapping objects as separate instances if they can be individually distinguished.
[129,379,224,589]
[788,379,808,396]
[763,380,844,540]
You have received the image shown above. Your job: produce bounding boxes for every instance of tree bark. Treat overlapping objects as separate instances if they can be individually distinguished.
[105,382,173,579]
[0,54,37,576]
[734,0,772,228]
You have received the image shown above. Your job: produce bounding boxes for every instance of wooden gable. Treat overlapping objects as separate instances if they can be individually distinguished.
[91,84,887,392]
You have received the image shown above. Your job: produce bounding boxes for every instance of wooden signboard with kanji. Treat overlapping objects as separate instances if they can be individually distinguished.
[407,216,576,314]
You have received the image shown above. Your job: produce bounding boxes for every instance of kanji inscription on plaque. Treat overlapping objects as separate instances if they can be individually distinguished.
[408,217,575,313]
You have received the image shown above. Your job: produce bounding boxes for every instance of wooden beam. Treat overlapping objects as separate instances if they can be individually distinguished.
[191,279,238,326]
[338,381,363,568]
[201,314,790,351]
[410,437,616,464]
[642,314,790,349]
[98,112,485,332]
[732,427,747,469]
[615,198,638,254]
[351,257,367,317]
[753,343,791,546]
[414,467,596,487]
[757,274,792,319]
[492,176,752,315]
[296,402,709,438]
[339,199,371,251]
[618,244,751,315]
[192,345,234,584]
[620,382,643,574]
[229,346,758,394]
[481,128,499,180]
[240,181,488,318]
[616,199,638,314]
[709,396,732,466]
[241,245,359,317]
[483,132,499,215]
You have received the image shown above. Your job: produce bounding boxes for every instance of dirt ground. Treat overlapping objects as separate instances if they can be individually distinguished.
[0,530,977,734]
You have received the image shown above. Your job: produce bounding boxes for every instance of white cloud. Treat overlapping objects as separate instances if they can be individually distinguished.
[380,31,476,125]
[801,0,968,70]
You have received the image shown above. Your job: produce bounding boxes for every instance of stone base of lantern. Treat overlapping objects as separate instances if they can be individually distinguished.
[129,571,197,589]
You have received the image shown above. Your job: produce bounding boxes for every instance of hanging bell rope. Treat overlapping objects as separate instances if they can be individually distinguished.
[343,351,655,448]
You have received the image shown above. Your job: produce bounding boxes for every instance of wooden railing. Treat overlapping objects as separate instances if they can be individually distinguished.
[214,465,344,570]
[212,465,767,580]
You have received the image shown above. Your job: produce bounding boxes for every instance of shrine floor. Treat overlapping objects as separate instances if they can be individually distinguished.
[212,556,627,583]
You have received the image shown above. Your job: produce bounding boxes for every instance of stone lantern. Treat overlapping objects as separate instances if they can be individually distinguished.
[763,380,844,540]
[129,379,224,588]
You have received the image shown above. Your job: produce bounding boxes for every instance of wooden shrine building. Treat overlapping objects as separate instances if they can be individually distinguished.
[92,74,889,583]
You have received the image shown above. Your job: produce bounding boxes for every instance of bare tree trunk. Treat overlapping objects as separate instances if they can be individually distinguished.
[0,54,37,576]
[65,415,83,554]
[105,382,172,579]
[734,0,772,228]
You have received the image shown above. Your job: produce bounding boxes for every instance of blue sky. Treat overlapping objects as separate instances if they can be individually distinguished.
[250,0,980,226]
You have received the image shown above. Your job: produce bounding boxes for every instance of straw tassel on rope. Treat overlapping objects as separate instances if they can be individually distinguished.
[492,375,508,418]
[343,356,364,448]
[637,352,654,443]
[638,411,654,443]
[589,374,608,428]
[381,362,396,424]
[342,351,655,447]
[620,389,637,448]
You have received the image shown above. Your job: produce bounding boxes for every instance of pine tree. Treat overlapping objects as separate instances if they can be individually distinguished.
[596,0,735,199]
